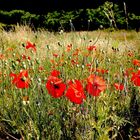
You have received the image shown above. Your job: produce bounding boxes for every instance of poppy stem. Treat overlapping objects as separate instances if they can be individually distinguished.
[1,37,5,114]
[94,96,98,140]
[1,37,4,95]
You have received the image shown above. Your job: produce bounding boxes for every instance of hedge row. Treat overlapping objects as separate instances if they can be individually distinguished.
[0,2,140,31]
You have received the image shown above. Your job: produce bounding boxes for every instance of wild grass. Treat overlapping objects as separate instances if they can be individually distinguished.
[0,25,140,139]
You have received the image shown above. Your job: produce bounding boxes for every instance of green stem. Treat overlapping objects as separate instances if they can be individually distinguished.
[94,96,98,140]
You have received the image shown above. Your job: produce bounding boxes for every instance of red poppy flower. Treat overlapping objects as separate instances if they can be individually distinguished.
[87,45,96,51]
[66,44,72,52]
[114,83,124,91]
[73,48,80,56]
[128,51,134,57]
[86,63,92,67]
[131,70,140,86]
[22,54,26,59]
[65,80,86,104]
[25,41,36,52]
[0,54,4,60]
[71,59,79,65]
[132,59,140,66]
[96,68,108,74]
[46,76,66,98]
[86,75,106,96]
[53,53,59,57]
[50,70,60,77]
[10,70,30,88]
[50,59,55,64]
[38,66,44,72]
[27,56,31,60]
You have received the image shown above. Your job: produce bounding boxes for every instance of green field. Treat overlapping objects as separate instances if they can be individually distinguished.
[0,26,140,139]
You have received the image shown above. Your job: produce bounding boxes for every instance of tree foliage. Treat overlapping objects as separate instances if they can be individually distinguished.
[0,1,139,31]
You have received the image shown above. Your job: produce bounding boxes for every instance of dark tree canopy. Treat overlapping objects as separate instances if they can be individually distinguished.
[0,0,139,14]
[0,0,139,31]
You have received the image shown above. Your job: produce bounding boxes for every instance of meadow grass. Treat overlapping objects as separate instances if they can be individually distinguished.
[0,25,140,139]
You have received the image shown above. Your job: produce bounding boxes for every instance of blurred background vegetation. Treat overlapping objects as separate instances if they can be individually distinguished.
[0,0,140,31]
